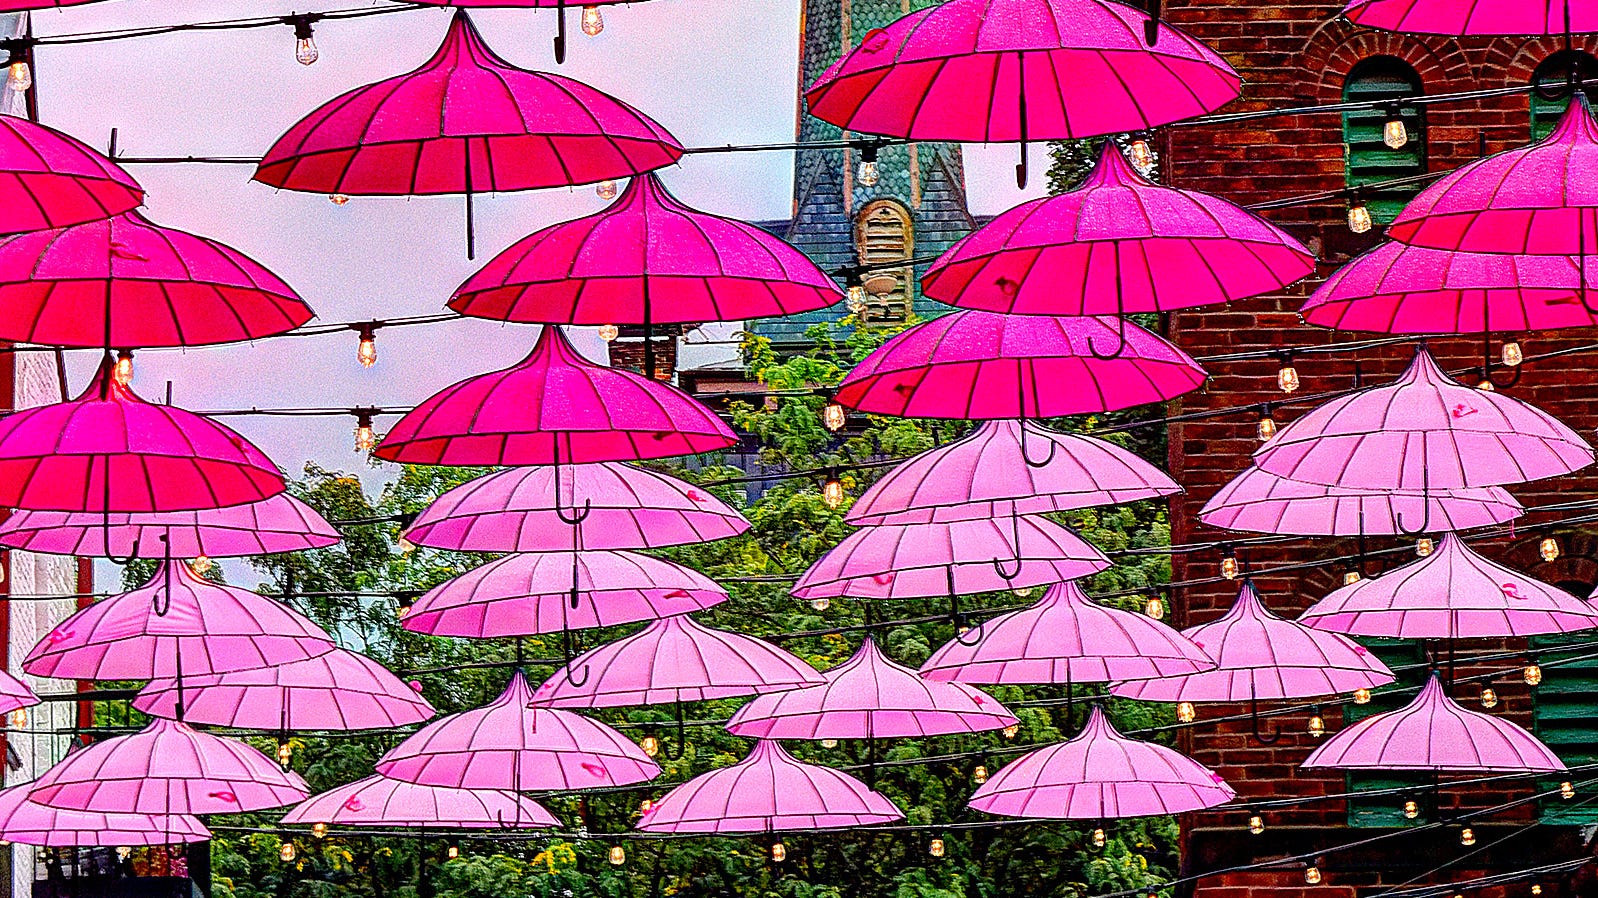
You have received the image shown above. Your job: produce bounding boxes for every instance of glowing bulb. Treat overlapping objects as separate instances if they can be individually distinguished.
[1540,537,1560,562]
[770,842,786,863]
[1561,781,1575,799]
[1353,688,1371,705]
[810,597,831,612]
[329,193,350,206]
[1503,341,1524,367]
[1347,202,1373,234]
[190,555,213,575]
[1478,379,1496,392]
[7,60,31,94]
[1459,827,1476,846]
[1220,554,1239,580]
[1524,663,1543,686]
[595,324,620,343]
[639,799,652,814]
[1403,799,1419,819]
[295,35,319,65]
[447,845,459,859]
[1307,713,1325,738]
[846,285,868,314]
[397,537,415,554]
[822,475,845,509]
[858,159,880,187]
[580,5,604,35]
[395,602,411,619]
[277,741,293,767]
[1144,595,1165,620]
[1305,866,1322,885]
[1276,363,1300,394]
[972,764,988,784]
[1480,688,1498,709]
[1013,586,1036,598]
[929,838,945,858]
[311,823,327,839]
[1091,828,1106,848]
[1248,815,1264,835]
[1002,724,1019,739]
[609,845,626,866]
[639,735,660,757]
[1127,138,1154,173]
[357,325,378,369]
[1176,701,1196,723]
[1533,886,1543,896]
[354,413,376,453]
[1343,570,1362,586]
[280,843,296,863]
[1415,538,1434,557]
[596,180,619,200]
[822,399,846,432]
[1382,117,1408,150]
[7,708,24,729]
[820,738,838,749]
[1257,413,1277,441]
[114,350,134,387]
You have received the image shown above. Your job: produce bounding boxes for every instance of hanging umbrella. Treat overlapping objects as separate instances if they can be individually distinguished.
[134,647,436,731]
[403,549,726,638]
[1303,674,1565,771]
[0,0,110,8]
[1299,533,1598,639]
[28,717,309,814]
[1199,465,1524,536]
[848,420,1179,526]
[0,492,340,558]
[0,785,209,847]
[921,143,1312,317]
[835,311,1207,419]
[637,740,903,833]
[725,638,1017,739]
[1342,0,1598,36]
[0,669,37,716]
[0,113,142,234]
[23,560,334,681]
[919,581,1215,684]
[967,705,1234,818]
[282,775,557,829]
[376,670,661,791]
[375,325,736,466]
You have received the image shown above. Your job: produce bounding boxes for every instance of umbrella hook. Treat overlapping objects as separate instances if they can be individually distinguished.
[1393,465,1432,537]
[552,453,592,525]
[1480,332,1522,390]
[100,417,138,567]
[1249,692,1281,745]
[662,700,687,760]
[152,532,174,617]
[1014,53,1029,190]
[1086,304,1129,360]
[559,600,590,687]
[1016,375,1055,468]
[1143,0,1161,45]
[1018,421,1057,468]
[948,568,984,646]
[553,0,568,64]
[992,511,1024,581]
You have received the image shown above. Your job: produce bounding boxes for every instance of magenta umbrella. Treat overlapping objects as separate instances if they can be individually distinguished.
[1303,674,1565,771]
[404,462,749,552]
[0,492,339,558]
[0,785,209,847]
[848,420,1179,526]
[1342,0,1598,36]
[835,311,1207,419]
[968,705,1234,818]
[0,114,142,233]
[404,550,726,638]
[1199,465,1525,536]
[0,670,38,717]
[282,776,557,829]
[638,740,903,833]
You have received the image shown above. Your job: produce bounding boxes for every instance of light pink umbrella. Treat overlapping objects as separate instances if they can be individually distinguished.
[848,420,1179,526]
[1303,674,1565,771]
[0,785,209,847]
[376,670,660,791]
[404,462,749,552]
[1343,0,1598,40]
[28,717,309,814]
[0,670,38,717]
[23,560,334,681]
[281,775,557,829]
[1299,533,1598,639]
[725,638,1017,739]
[967,705,1234,818]
[637,740,903,833]
[133,648,436,731]
[0,113,143,234]
[1199,465,1525,536]
[403,550,726,638]
[0,493,340,558]
[919,581,1216,685]
[835,311,1207,419]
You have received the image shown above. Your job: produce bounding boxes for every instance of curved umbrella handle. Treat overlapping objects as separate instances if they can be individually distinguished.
[992,511,1025,581]
[1249,692,1281,745]
[1014,54,1029,190]
[151,531,174,617]
[1086,296,1129,360]
[554,0,568,65]
[101,460,139,566]
[1393,466,1432,537]
[561,618,590,688]
[949,591,985,646]
[1479,332,1523,390]
[1017,419,1057,469]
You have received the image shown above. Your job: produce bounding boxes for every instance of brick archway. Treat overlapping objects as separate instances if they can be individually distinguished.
[1298,23,1473,101]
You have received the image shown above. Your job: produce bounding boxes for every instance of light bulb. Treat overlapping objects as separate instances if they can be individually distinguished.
[1343,570,1362,586]
[7,708,24,729]
[1540,537,1560,562]
[1347,202,1373,234]
[1524,663,1543,686]
[311,823,327,839]
[1403,799,1419,819]
[596,180,618,200]
[580,5,604,35]
[1478,378,1496,392]
[1503,341,1524,367]
[820,738,838,749]
[1276,363,1300,394]
[929,838,945,858]
[639,799,652,814]
[1176,701,1196,723]
[1353,688,1371,705]
[770,842,786,863]
[1459,827,1476,846]
[1533,886,1543,896]
[822,475,845,509]
[858,159,880,187]
[1561,781,1576,799]
[447,845,459,859]
[1307,713,1325,738]
[1002,724,1019,739]
[1480,688,1498,709]
[846,284,868,314]
[1248,815,1264,835]
[822,399,847,432]
[609,845,626,866]
[593,324,620,343]
[1305,866,1321,885]
[295,36,319,66]
[810,597,831,612]
[1382,117,1408,150]
[1091,828,1106,848]
[395,602,411,619]
[1013,586,1036,598]
[280,843,296,863]
[640,735,660,757]
[1127,138,1154,174]
[277,741,293,767]
[329,193,350,206]
[357,325,378,369]
[1415,538,1434,557]
[354,413,376,453]
[7,60,31,94]
[191,555,213,575]
[114,350,134,387]
[1220,554,1239,580]
[1144,595,1165,620]
[1257,412,1277,441]
[972,764,988,784]
[397,536,415,554]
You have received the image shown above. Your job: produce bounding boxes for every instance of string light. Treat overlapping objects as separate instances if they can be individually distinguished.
[1561,781,1576,799]
[639,799,652,814]
[597,324,620,342]
[1247,814,1264,835]
[1479,686,1499,709]
[580,5,604,35]
[1342,569,1362,586]
[596,180,619,200]
[395,601,412,619]
[1503,341,1524,367]
[639,735,660,757]
[770,841,786,863]
[1305,865,1322,885]
[277,741,293,767]
[114,350,135,387]
[609,845,626,865]
[356,324,378,369]
[6,708,24,729]
[929,837,945,858]
[311,823,327,839]
[1091,828,1106,848]
[1307,709,1326,738]
[810,597,831,612]
[1257,405,1278,441]
[1416,538,1434,557]
[1524,662,1543,686]
[1176,701,1196,723]
[191,555,213,575]
[1002,724,1019,739]
[857,143,881,188]
[1353,688,1371,705]
[1403,799,1419,819]
[329,193,350,205]
[447,844,459,859]
[822,396,847,432]
[1540,537,1560,562]
[1127,137,1155,174]
[1144,594,1165,620]
[1382,104,1408,149]
[1477,378,1496,392]
[1347,199,1373,234]
[1459,827,1476,846]
[820,738,838,749]
[846,283,868,315]
[354,411,376,453]
[1275,353,1300,393]
[5,42,31,94]
[289,14,319,65]
[972,764,988,784]
[1532,886,1543,896]
[1219,545,1239,580]
[822,471,845,509]
[280,843,296,863]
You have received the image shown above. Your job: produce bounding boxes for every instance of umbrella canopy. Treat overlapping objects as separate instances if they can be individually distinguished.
[28,718,309,815]
[919,581,1216,684]
[282,775,557,829]
[0,492,340,558]
[0,0,110,7]
[1198,465,1525,536]
[255,12,681,196]
[835,311,1207,419]
[1253,346,1594,491]
[0,785,209,847]
[0,113,142,233]
[134,647,436,731]
[848,420,1179,526]
[1342,0,1598,36]
[637,740,903,833]
[404,461,749,552]
[791,516,1109,600]
[376,670,661,791]
[0,211,312,348]
[1111,581,1395,702]
[968,705,1234,818]
[531,615,825,707]
[375,325,736,466]
[921,144,1312,315]
[1299,533,1598,639]
[23,560,334,681]
[1303,674,1565,771]
[725,638,1017,739]
[0,670,38,717]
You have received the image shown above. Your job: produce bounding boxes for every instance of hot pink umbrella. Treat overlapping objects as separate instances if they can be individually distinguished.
[133,647,436,731]
[919,581,1216,684]
[0,0,109,8]
[835,311,1207,419]
[1299,533,1598,639]
[967,705,1234,818]
[23,560,334,681]
[0,493,340,558]
[375,325,736,466]
[847,420,1179,526]
[0,785,209,847]
[376,671,661,791]
[1199,465,1525,536]
[0,114,142,233]
[403,550,726,638]
[1342,0,1598,35]
[725,638,1017,739]
[28,717,309,814]
[404,462,749,552]
[282,775,557,829]
[1303,674,1565,771]
[637,740,903,833]
[0,670,38,717]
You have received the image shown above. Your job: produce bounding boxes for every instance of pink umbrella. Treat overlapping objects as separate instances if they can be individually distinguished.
[0,114,142,233]
[922,143,1312,318]
[0,785,209,847]
[637,740,903,833]
[919,581,1216,684]
[1303,674,1565,771]
[835,311,1207,419]
[0,670,38,717]
[281,775,557,829]
[967,705,1234,818]
[404,462,749,552]
[23,560,334,681]
[1299,533,1598,639]
[847,420,1179,526]
[133,647,436,731]
[28,717,309,814]
[403,549,726,638]
[1342,0,1598,36]
[1199,465,1525,536]
[375,325,736,466]
[725,638,1017,739]
[376,670,661,791]
[0,492,340,558]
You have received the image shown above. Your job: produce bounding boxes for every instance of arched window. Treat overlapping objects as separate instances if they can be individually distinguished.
[1342,56,1426,225]
[854,200,914,324]
[1531,51,1598,140]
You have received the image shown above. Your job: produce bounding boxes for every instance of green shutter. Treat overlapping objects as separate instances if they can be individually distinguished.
[1530,633,1598,824]
[1345,638,1431,827]
[1342,62,1426,225]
